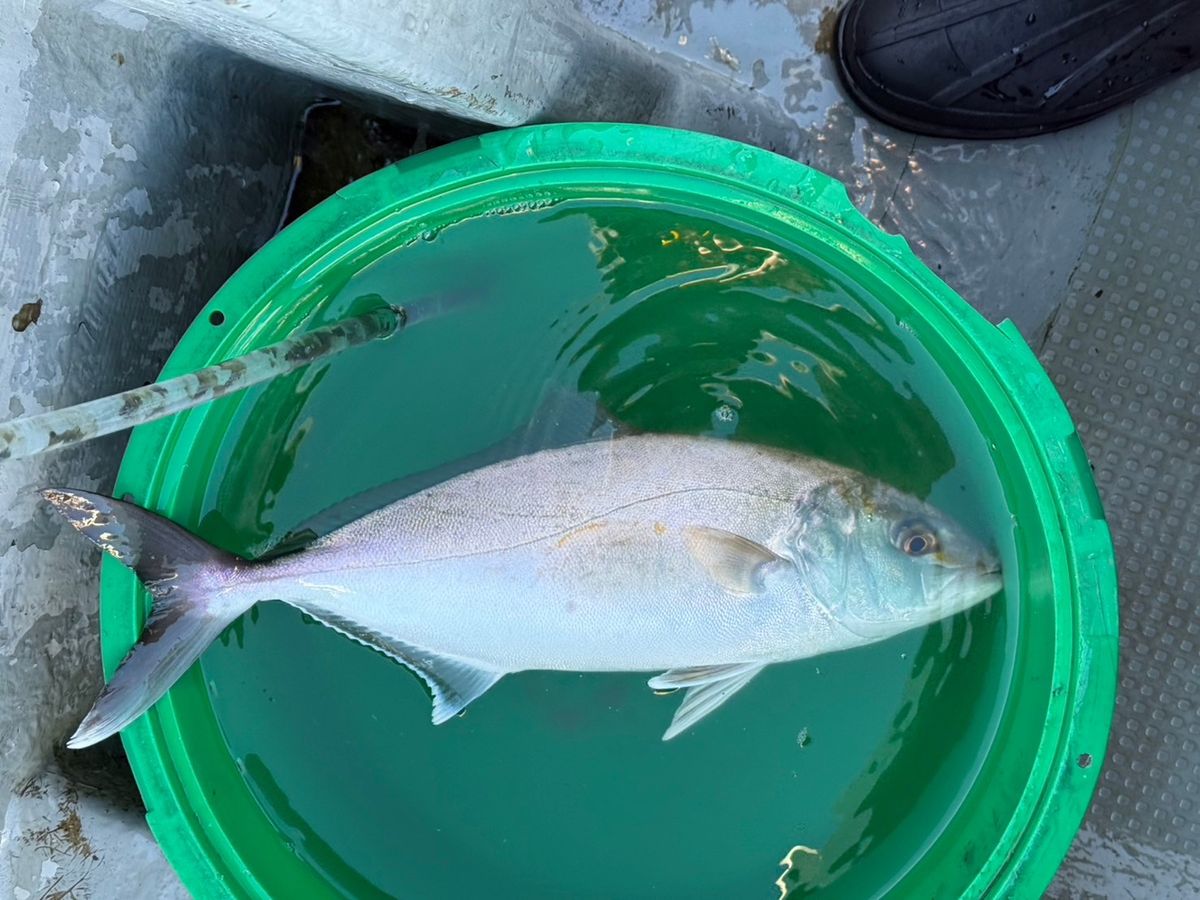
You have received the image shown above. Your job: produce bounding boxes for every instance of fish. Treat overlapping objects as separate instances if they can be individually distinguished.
[43,433,1002,749]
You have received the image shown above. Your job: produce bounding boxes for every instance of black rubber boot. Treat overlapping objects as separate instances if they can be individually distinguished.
[835,0,1200,139]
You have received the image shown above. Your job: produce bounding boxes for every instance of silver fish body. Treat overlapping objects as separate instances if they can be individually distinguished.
[244,435,854,670]
[45,434,1002,747]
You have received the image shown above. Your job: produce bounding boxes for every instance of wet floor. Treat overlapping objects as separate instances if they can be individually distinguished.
[581,0,1126,341]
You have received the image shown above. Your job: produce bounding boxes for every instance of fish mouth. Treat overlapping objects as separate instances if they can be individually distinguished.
[968,565,1004,601]
[935,562,1003,611]
[970,552,1002,580]
[971,549,1001,575]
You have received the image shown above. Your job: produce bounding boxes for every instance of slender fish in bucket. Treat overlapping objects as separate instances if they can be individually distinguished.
[45,432,1001,746]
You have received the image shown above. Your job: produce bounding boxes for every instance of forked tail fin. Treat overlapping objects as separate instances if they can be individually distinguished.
[42,489,252,748]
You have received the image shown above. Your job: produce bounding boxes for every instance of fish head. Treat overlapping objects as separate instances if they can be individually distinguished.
[783,475,1002,640]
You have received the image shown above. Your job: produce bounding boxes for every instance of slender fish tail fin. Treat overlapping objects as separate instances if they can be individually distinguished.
[42,489,252,749]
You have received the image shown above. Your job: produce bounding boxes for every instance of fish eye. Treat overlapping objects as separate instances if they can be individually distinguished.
[893,519,939,557]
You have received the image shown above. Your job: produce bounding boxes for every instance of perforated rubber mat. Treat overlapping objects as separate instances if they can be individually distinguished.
[1041,71,1200,898]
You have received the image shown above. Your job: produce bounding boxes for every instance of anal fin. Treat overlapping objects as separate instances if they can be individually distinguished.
[287,604,503,724]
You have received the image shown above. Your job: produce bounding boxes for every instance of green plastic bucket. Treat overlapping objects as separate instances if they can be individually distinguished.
[104,123,1117,898]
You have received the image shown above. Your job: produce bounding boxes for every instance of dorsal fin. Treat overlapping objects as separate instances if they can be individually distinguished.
[250,388,625,555]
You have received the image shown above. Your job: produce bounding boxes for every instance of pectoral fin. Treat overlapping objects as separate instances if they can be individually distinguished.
[284,605,503,724]
[683,526,785,595]
[653,663,766,740]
